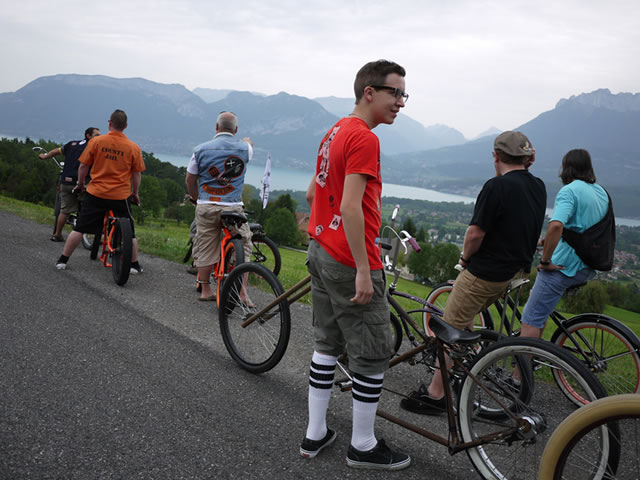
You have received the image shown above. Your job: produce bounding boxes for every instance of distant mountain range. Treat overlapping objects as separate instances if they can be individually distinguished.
[0,76,638,217]
[381,89,640,217]
[0,74,465,164]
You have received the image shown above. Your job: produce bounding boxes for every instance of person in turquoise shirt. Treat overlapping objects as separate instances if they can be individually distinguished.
[520,148,610,338]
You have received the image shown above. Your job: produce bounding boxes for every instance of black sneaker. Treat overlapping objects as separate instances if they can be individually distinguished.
[300,428,337,458]
[346,439,411,470]
[400,384,446,415]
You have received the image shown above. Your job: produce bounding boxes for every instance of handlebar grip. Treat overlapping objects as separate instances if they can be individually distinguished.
[408,237,421,252]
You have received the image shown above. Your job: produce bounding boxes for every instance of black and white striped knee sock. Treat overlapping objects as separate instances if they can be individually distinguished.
[351,372,384,451]
[305,351,337,440]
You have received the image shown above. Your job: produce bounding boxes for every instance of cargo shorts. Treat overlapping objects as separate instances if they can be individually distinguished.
[306,240,394,375]
[444,268,526,330]
[59,184,79,215]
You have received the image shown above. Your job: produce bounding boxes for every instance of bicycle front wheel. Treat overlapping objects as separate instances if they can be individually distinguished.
[551,314,640,401]
[250,233,281,276]
[423,282,493,335]
[458,337,608,480]
[219,262,291,374]
[110,218,132,286]
[539,394,640,480]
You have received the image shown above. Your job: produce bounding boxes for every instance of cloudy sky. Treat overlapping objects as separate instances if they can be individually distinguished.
[2,0,638,138]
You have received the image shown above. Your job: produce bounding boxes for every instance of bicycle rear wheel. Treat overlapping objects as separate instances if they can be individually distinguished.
[539,394,640,480]
[551,314,640,402]
[250,233,281,276]
[110,218,132,286]
[458,337,609,480]
[219,262,291,373]
[423,282,493,335]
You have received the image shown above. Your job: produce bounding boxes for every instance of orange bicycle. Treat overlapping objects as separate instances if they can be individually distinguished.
[89,208,134,286]
[196,211,247,307]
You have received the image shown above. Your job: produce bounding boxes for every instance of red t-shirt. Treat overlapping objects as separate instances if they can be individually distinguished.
[308,117,383,270]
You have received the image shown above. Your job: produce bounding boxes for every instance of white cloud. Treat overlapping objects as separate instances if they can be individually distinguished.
[1,0,639,138]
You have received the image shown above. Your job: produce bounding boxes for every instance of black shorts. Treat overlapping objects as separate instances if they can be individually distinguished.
[74,192,136,237]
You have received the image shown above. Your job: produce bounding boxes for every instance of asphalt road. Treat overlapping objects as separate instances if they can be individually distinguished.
[0,211,479,479]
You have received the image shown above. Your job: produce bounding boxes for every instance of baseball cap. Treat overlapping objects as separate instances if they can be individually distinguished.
[494,131,534,156]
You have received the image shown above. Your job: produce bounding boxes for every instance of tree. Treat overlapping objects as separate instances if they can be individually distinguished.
[265,208,300,246]
[164,202,195,225]
[134,175,167,223]
[407,242,433,283]
[160,178,185,207]
[427,243,460,284]
[562,281,608,314]
[401,217,417,236]
[272,193,297,214]
[416,226,427,242]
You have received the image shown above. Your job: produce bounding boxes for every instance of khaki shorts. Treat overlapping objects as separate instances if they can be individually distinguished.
[59,184,79,214]
[194,204,252,267]
[444,268,526,330]
[306,240,394,375]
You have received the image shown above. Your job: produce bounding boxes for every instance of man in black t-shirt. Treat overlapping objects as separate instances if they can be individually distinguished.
[401,131,546,415]
[39,127,100,241]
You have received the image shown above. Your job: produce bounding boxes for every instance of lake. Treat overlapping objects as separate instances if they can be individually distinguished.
[157,153,478,204]
[156,152,640,227]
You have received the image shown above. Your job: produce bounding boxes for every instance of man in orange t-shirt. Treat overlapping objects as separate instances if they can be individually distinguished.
[55,109,146,272]
[300,60,411,470]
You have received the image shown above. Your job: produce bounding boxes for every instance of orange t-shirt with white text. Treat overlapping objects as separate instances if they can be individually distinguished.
[79,130,146,200]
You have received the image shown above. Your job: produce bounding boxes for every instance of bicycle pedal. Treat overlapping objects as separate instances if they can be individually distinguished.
[335,378,352,391]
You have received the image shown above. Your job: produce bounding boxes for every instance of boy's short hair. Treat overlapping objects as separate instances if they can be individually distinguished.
[354,60,406,103]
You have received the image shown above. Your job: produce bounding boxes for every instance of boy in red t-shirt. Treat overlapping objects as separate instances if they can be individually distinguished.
[300,60,411,470]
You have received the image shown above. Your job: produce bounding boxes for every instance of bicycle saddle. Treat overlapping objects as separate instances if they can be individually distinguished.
[221,212,248,227]
[429,315,481,345]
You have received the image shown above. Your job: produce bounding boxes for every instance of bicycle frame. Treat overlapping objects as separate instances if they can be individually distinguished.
[493,290,633,372]
[98,209,119,268]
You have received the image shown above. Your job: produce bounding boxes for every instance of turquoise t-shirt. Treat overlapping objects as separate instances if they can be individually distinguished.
[550,180,609,276]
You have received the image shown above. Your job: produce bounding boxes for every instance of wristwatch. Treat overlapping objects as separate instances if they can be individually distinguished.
[539,260,550,266]
[459,253,470,263]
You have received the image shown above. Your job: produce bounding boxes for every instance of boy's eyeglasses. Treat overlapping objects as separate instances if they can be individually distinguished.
[369,85,409,103]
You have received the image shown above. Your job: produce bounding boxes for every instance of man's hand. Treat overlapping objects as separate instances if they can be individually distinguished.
[38,153,47,160]
[72,183,85,194]
[537,262,564,272]
[242,137,253,147]
[129,193,141,206]
[350,270,373,304]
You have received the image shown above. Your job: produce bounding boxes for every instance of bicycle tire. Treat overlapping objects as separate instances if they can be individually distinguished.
[457,337,609,480]
[216,238,245,306]
[250,233,281,277]
[423,282,493,335]
[81,233,93,250]
[539,394,640,480]
[389,311,403,355]
[53,188,61,235]
[219,262,291,373]
[90,224,103,260]
[111,218,132,286]
[550,314,640,402]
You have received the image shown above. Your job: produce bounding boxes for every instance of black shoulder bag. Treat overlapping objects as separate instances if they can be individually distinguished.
[561,189,615,271]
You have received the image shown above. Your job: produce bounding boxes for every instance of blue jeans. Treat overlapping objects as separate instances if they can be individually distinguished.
[521,268,596,328]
